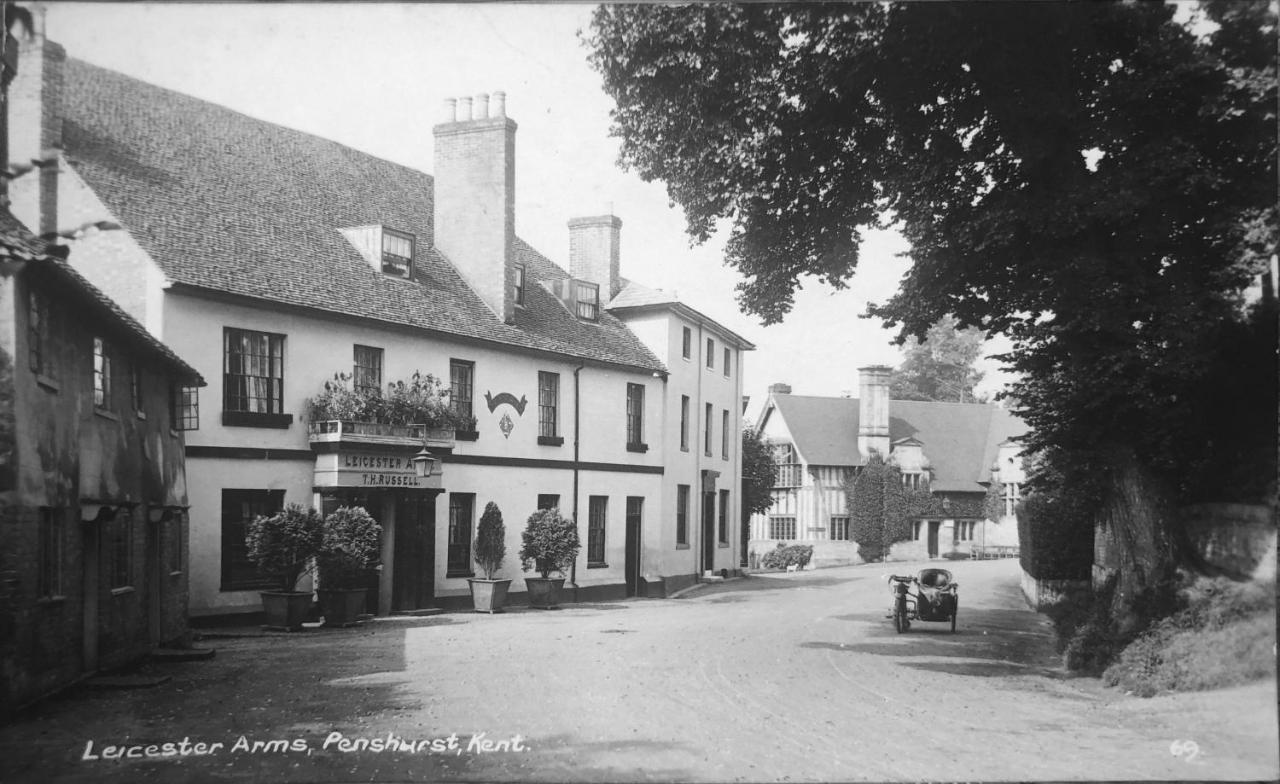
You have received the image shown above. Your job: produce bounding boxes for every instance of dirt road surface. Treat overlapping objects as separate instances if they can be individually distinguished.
[0,558,1275,782]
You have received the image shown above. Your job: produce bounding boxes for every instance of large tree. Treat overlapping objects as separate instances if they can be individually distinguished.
[587,2,1277,623]
[890,315,986,402]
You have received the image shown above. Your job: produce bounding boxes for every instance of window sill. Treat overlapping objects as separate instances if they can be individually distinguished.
[680,446,689,453]
[36,374,60,393]
[626,442,648,453]
[718,542,730,548]
[135,410,147,421]
[169,570,184,578]
[111,586,136,597]
[537,435,564,447]
[446,570,475,579]
[94,408,120,422]
[36,595,67,606]
[170,429,181,439]
[222,411,294,429]
[587,562,609,569]
[455,429,479,442]
[675,543,690,550]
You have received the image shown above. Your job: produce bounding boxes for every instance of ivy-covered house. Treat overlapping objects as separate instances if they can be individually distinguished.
[749,367,1027,567]
[8,28,752,619]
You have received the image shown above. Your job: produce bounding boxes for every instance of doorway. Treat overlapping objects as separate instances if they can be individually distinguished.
[624,497,642,597]
[701,491,716,573]
[392,493,436,611]
[927,521,941,559]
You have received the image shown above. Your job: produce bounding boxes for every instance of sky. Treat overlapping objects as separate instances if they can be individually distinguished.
[41,2,1014,416]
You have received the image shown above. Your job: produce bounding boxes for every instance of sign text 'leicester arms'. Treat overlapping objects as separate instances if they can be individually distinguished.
[313,451,431,489]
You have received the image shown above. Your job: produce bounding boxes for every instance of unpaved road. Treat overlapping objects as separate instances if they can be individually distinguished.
[0,558,1275,782]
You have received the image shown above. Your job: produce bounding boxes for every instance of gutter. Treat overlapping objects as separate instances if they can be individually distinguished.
[571,362,585,599]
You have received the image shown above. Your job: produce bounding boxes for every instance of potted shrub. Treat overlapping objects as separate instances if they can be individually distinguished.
[316,506,382,627]
[467,502,511,613]
[245,503,323,631]
[518,507,581,609]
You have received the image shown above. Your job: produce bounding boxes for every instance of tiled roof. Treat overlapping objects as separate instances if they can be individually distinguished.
[1,208,203,384]
[608,280,756,350]
[768,393,1027,493]
[58,56,665,373]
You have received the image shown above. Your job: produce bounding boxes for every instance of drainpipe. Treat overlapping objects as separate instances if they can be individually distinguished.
[571,362,585,598]
[696,322,704,583]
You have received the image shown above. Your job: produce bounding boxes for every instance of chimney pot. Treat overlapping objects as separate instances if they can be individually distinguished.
[491,91,507,118]
[473,93,489,121]
[768,383,792,395]
[456,96,472,123]
[441,98,457,123]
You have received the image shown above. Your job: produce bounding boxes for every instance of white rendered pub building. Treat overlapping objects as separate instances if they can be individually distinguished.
[8,30,754,618]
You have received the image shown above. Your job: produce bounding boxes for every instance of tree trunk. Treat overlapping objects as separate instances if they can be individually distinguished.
[1097,449,1182,634]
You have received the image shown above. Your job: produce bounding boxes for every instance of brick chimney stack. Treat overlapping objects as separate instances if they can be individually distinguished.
[857,365,892,460]
[768,383,791,395]
[568,215,622,300]
[433,91,516,324]
[7,9,63,236]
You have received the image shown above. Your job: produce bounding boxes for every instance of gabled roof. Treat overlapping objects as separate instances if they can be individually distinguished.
[1,209,203,385]
[608,280,756,350]
[764,393,1027,493]
[57,56,664,373]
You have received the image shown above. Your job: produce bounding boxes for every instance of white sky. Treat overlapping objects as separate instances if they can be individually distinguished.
[42,2,1014,416]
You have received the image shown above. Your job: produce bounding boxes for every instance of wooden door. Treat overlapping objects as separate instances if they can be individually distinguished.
[392,493,435,610]
[624,497,642,597]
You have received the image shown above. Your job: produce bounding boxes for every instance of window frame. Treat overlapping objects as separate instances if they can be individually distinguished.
[29,289,54,379]
[587,495,608,566]
[681,326,691,360]
[706,337,715,369]
[93,337,113,410]
[381,227,415,279]
[536,494,560,511]
[625,382,646,450]
[721,409,730,460]
[680,395,690,452]
[223,327,290,427]
[829,516,850,541]
[353,345,384,395]
[171,383,200,431]
[450,359,475,427]
[447,493,475,577]
[704,402,714,456]
[513,263,526,307]
[676,484,689,546]
[537,371,561,444]
[130,361,144,415]
[220,488,285,591]
[723,347,731,377]
[768,515,797,540]
[575,280,600,321]
[37,507,63,599]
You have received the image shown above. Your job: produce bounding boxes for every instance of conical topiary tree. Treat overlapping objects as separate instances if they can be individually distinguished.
[474,502,506,580]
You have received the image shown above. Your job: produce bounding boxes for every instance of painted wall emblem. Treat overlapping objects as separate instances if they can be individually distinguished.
[484,391,528,415]
[486,390,526,439]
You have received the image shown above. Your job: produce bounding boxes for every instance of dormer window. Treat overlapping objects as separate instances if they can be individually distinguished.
[575,280,599,321]
[513,263,526,306]
[381,229,414,278]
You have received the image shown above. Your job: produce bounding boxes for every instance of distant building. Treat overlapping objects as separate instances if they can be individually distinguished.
[0,207,204,713]
[749,368,1026,567]
[8,30,752,619]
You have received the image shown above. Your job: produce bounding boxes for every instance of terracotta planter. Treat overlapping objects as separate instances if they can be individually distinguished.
[467,578,512,614]
[524,577,565,610]
[259,591,312,631]
[317,588,369,628]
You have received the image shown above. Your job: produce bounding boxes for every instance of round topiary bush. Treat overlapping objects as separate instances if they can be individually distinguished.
[245,503,323,591]
[519,507,581,578]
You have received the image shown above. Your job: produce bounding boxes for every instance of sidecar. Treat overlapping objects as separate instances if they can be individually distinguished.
[887,568,958,633]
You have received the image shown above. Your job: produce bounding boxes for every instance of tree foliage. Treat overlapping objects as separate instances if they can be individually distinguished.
[317,506,382,589]
[245,503,323,592]
[519,508,581,579]
[588,2,1277,607]
[741,425,776,519]
[890,316,987,402]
